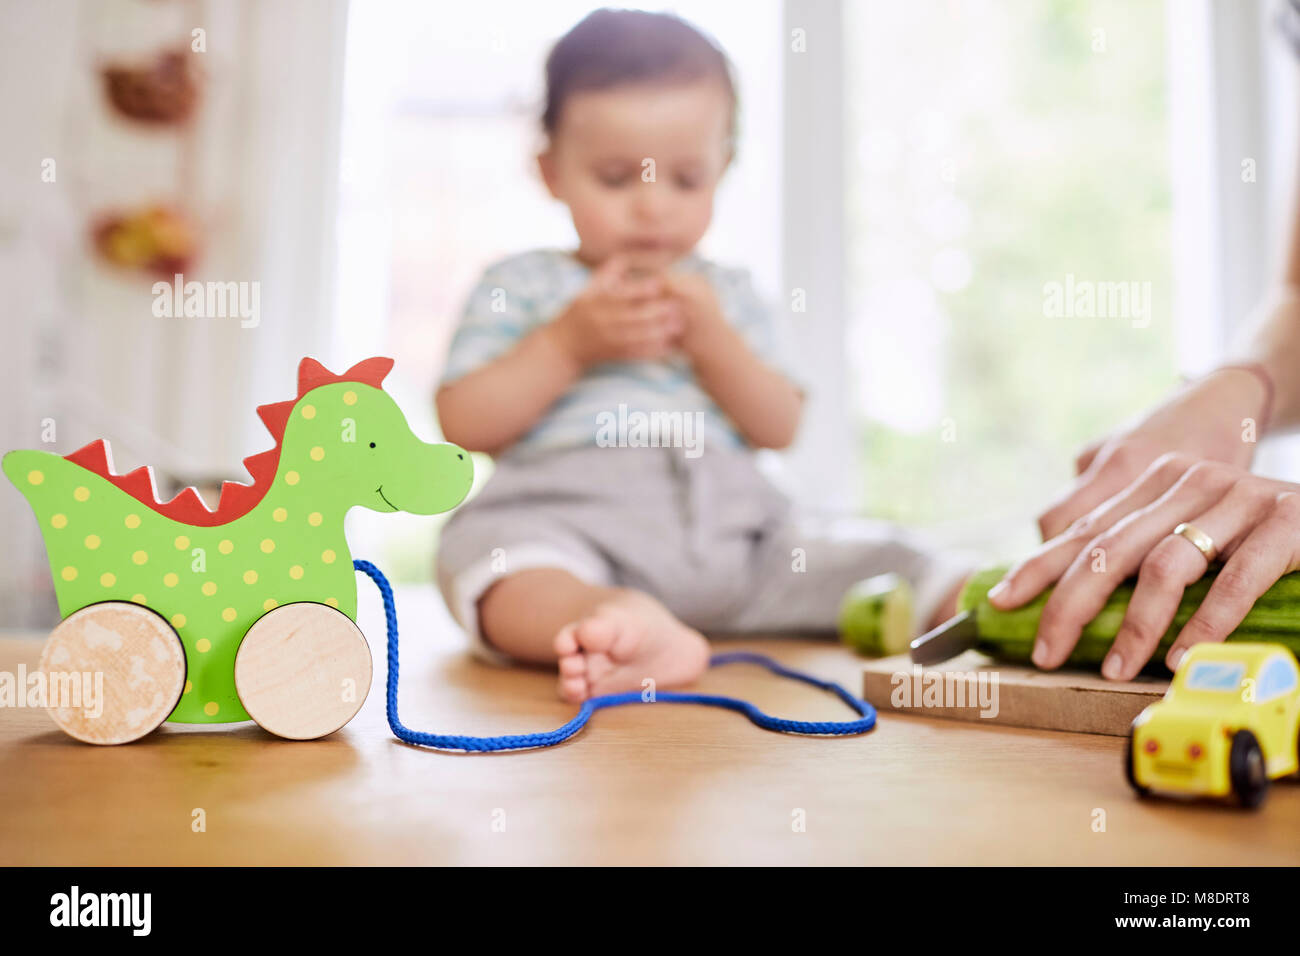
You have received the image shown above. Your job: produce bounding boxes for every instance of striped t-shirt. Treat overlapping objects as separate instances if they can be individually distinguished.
[439,249,803,461]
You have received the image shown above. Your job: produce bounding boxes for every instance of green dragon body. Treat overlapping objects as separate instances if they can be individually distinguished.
[4,357,472,723]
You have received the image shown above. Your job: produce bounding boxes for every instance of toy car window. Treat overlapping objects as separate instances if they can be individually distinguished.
[1184,661,1246,692]
[1258,659,1299,700]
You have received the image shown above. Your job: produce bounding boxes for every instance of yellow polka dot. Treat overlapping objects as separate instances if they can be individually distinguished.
[73,486,89,502]
[289,565,304,580]
[174,535,190,550]
[273,507,287,522]
[308,512,322,527]
[171,613,186,628]
[243,569,259,585]
[183,680,192,694]
[310,446,325,461]
[260,538,275,553]
[285,471,300,486]
[343,390,357,405]
[132,550,148,565]
[124,513,140,529]
[221,607,237,622]
[83,534,100,550]
[218,539,233,555]
[201,581,217,596]
[60,566,77,581]
[27,470,44,485]
[99,572,116,587]
[203,701,219,717]
[164,573,179,588]
[51,514,67,529]
[263,598,278,611]
[132,593,146,604]
[301,404,316,419]
[324,597,339,609]
[321,549,336,564]
[196,638,211,653]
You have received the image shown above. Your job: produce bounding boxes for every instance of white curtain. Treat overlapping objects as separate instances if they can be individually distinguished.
[0,0,350,626]
[1168,0,1300,479]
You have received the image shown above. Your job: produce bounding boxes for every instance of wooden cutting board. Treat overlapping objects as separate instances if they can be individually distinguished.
[861,651,1169,736]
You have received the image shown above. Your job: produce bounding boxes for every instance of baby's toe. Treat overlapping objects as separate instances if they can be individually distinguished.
[584,651,615,685]
[606,621,645,663]
[573,615,620,654]
[553,623,579,657]
[558,674,589,703]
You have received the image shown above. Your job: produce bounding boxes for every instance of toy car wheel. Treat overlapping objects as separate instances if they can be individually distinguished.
[1228,730,1269,809]
[40,601,187,745]
[234,601,372,740]
[1125,727,1149,798]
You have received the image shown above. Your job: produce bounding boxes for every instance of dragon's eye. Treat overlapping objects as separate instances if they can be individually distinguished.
[369,442,376,449]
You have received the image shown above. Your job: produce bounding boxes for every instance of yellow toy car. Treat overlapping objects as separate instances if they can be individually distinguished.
[1127,643,1300,808]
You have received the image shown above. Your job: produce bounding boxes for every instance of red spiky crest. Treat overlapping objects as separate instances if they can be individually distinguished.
[61,357,394,527]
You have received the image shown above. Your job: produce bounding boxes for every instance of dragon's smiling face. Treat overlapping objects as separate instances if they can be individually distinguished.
[284,382,473,517]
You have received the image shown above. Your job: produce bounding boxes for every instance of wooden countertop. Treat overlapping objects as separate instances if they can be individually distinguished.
[1,589,1297,865]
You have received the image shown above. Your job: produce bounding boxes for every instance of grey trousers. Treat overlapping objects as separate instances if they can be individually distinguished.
[435,443,970,664]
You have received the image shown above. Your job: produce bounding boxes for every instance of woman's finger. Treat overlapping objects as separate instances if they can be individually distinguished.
[990,452,1194,610]
[1103,535,1208,679]
[1163,492,1300,670]
[1074,437,1105,476]
[1031,461,1238,669]
[1037,442,1156,540]
[1102,479,1274,680]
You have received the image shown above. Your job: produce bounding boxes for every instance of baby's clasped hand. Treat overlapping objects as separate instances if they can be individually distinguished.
[548,255,686,366]
[663,269,730,362]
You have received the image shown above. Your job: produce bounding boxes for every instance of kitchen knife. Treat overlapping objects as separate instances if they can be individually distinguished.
[908,609,979,665]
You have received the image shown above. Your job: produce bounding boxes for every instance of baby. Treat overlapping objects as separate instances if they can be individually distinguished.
[435,9,968,702]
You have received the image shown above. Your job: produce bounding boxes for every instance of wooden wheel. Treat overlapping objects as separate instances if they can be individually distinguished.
[40,602,187,745]
[234,602,372,740]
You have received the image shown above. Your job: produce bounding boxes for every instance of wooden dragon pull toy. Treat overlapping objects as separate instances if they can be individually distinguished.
[4,357,473,744]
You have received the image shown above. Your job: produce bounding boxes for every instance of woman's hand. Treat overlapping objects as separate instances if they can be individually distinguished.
[988,455,1300,679]
[1035,367,1269,541]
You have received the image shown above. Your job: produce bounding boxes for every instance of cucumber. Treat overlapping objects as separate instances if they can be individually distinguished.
[839,572,915,657]
[959,565,1300,669]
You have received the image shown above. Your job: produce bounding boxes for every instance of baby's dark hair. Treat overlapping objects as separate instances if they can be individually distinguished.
[542,8,737,138]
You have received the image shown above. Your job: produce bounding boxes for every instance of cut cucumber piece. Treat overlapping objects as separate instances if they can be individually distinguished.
[839,572,915,657]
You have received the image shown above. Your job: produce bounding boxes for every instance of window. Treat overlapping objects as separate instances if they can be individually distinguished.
[1184,661,1245,693]
[336,1,1285,586]
[1258,657,1298,701]
[843,0,1175,557]
[337,1,782,580]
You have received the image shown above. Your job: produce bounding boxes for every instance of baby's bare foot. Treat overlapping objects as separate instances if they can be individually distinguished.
[552,590,710,702]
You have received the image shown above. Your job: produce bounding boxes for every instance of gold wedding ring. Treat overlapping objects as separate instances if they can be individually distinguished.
[1173,522,1218,563]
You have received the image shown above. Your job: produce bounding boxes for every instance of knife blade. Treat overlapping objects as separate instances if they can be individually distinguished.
[909,609,978,665]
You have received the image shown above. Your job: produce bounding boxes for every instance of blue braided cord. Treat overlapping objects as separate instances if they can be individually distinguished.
[354,559,876,753]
